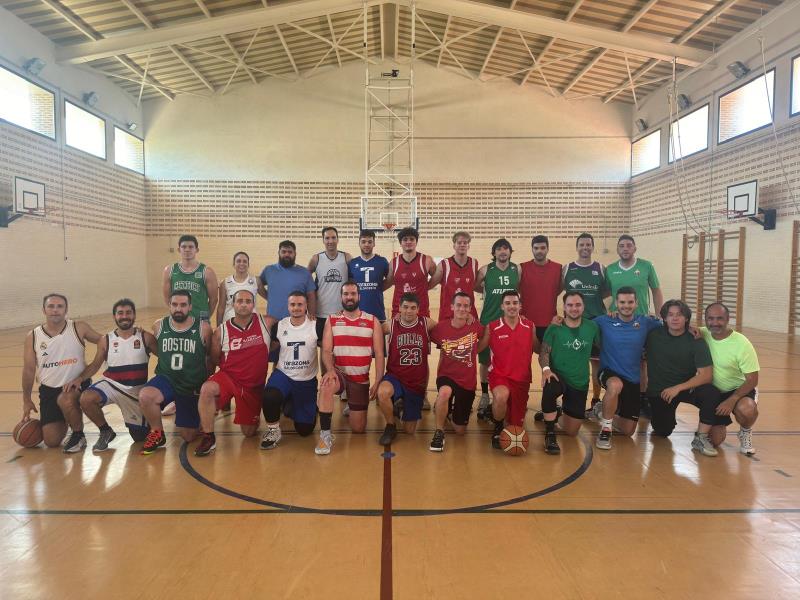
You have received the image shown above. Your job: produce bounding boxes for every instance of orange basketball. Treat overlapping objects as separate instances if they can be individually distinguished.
[13,419,43,448]
[499,425,529,456]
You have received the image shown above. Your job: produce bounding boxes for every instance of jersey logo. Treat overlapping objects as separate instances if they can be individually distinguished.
[592,270,598,275]
[563,339,589,351]
[286,340,305,360]
[134,339,141,349]
[39,342,47,351]
[194,271,203,279]
[633,322,641,329]
[634,269,641,277]
[323,268,343,283]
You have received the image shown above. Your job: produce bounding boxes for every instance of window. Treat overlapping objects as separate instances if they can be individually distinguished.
[65,100,106,159]
[631,129,661,176]
[669,104,709,162]
[718,69,774,143]
[114,127,144,173]
[791,54,800,117]
[0,65,55,138]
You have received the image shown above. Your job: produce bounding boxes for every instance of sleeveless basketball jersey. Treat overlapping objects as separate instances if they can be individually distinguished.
[488,316,534,383]
[276,316,319,381]
[391,253,431,317]
[33,320,86,387]
[563,261,606,319]
[219,315,270,388]
[330,311,375,383]
[315,251,349,317]
[387,316,430,393]
[170,263,210,320]
[103,328,150,386]
[438,256,479,320]
[222,274,259,322]
[480,261,519,325]
[154,317,207,396]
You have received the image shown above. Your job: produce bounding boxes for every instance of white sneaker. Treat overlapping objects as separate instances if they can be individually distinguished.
[315,431,335,455]
[161,401,176,416]
[260,426,282,450]
[342,404,350,417]
[691,432,718,457]
[591,400,604,421]
[738,428,756,455]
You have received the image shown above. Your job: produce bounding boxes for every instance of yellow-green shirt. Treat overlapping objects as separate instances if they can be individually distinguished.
[700,327,759,392]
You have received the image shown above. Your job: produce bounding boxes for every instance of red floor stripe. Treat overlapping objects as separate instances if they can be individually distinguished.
[380,447,393,600]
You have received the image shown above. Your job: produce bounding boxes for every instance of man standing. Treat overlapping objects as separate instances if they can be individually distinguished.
[349,229,390,323]
[606,235,663,316]
[21,294,101,451]
[477,290,537,449]
[701,303,760,455]
[260,240,317,321]
[538,292,600,455]
[474,239,519,420]
[138,291,211,454]
[317,282,385,454]
[431,231,478,321]
[68,299,157,451]
[519,234,562,343]
[384,227,436,318]
[308,226,352,344]
[162,234,218,321]
[645,300,720,456]
[195,290,272,456]
[429,292,484,452]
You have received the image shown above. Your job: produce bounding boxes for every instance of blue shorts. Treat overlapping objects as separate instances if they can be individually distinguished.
[382,373,424,422]
[266,369,318,425]
[144,374,200,430]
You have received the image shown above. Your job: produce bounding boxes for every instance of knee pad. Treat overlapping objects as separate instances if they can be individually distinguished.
[294,422,315,437]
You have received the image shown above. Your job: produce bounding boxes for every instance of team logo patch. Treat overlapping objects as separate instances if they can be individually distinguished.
[634,269,641,277]
[194,271,203,279]
[324,268,343,283]
[134,339,141,349]
[40,342,47,351]
[633,322,641,329]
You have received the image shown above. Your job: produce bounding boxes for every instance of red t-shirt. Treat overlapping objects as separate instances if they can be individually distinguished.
[519,259,562,326]
[391,253,431,317]
[488,316,535,383]
[386,316,430,394]
[438,256,479,321]
[431,320,484,391]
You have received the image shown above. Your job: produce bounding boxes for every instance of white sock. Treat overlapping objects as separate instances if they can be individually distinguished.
[601,418,613,430]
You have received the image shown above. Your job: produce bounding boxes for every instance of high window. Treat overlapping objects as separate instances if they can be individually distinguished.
[0,65,55,138]
[718,69,775,143]
[65,100,106,159]
[669,104,709,162]
[114,127,144,174]
[631,129,661,176]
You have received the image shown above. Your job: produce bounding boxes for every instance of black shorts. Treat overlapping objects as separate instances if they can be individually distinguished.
[436,376,476,426]
[542,376,588,420]
[38,380,90,426]
[315,317,326,346]
[535,326,548,344]
[598,368,640,421]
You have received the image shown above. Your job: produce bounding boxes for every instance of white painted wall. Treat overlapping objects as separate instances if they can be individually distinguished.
[143,60,632,182]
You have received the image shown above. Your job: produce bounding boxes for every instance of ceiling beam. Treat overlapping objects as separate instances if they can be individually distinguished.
[222,35,258,84]
[56,0,709,67]
[274,24,300,76]
[519,0,584,86]
[437,16,451,68]
[326,15,343,67]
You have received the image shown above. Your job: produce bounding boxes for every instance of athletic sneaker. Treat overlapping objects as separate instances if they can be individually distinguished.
[491,421,503,450]
[161,401,176,416]
[260,426,282,450]
[596,427,612,450]
[379,424,398,446]
[585,397,601,418]
[691,432,718,457]
[738,428,756,455]
[342,404,350,417]
[534,405,562,422]
[315,431,335,455]
[477,392,491,420]
[422,398,432,411]
[544,431,560,455]
[93,428,117,452]
[429,429,445,452]
[591,400,604,421]
[141,429,167,455]
[194,432,216,457]
[63,431,86,453]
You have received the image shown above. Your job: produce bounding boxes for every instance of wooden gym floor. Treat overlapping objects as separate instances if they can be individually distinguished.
[0,308,798,599]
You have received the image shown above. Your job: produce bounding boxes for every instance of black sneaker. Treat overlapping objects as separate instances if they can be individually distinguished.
[379,424,398,446]
[429,429,445,452]
[63,431,87,453]
[544,431,560,455]
[392,398,403,420]
[93,428,117,452]
[491,421,503,450]
[141,429,167,455]
[194,432,216,457]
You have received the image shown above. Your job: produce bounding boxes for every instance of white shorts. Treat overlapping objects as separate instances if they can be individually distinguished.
[89,378,147,428]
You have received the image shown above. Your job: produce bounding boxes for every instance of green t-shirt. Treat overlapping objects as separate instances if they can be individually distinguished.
[645,327,712,396]
[606,258,660,315]
[700,328,760,392]
[562,261,607,319]
[479,261,519,325]
[155,317,207,396]
[543,319,600,390]
[170,262,210,320]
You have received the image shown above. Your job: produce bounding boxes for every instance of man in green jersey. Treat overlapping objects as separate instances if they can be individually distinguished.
[139,291,211,455]
[701,302,760,456]
[474,238,519,420]
[162,234,219,322]
[606,235,663,316]
[538,291,600,454]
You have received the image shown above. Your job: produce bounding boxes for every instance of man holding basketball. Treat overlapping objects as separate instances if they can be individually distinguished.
[21,293,102,450]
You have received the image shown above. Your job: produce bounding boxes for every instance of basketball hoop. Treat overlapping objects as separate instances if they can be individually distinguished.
[382,221,396,233]
[714,208,745,220]
[379,211,399,235]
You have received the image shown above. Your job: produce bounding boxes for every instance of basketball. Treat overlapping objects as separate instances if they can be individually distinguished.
[13,419,43,448]
[499,425,529,456]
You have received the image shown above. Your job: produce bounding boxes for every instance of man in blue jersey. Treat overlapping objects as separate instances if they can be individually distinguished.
[591,287,661,450]
[348,229,389,322]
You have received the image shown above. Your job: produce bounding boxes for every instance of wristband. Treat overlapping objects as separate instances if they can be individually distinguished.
[542,366,551,372]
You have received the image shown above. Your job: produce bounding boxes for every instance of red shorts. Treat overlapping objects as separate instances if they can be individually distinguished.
[334,370,370,411]
[488,374,530,427]
[207,371,262,426]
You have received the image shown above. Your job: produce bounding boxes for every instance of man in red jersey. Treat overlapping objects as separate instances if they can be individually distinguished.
[376,292,437,446]
[519,234,562,344]
[429,292,484,452]
[478,290,538,449]
[384,226,436,318]
[317,281,385,454]
[195,290,273,456]
[430,231,478,321]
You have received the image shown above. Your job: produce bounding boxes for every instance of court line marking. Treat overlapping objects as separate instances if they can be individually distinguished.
[381,443,393,600]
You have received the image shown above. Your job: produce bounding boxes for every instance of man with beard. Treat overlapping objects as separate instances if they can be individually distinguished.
[316,282,385,454]
[260,240,317,321]
[138,291,211,454]
[66,299,158,451]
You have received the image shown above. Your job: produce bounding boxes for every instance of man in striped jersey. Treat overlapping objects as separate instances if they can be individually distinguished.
[317,281,385,454]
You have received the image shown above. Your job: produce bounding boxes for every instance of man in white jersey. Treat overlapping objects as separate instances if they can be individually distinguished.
[21,293,102,451]
[260,291,320,450]
[308,226,351,348]
[66,299,158,452]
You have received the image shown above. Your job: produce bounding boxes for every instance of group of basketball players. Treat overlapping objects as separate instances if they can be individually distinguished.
[21,227,760,459]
